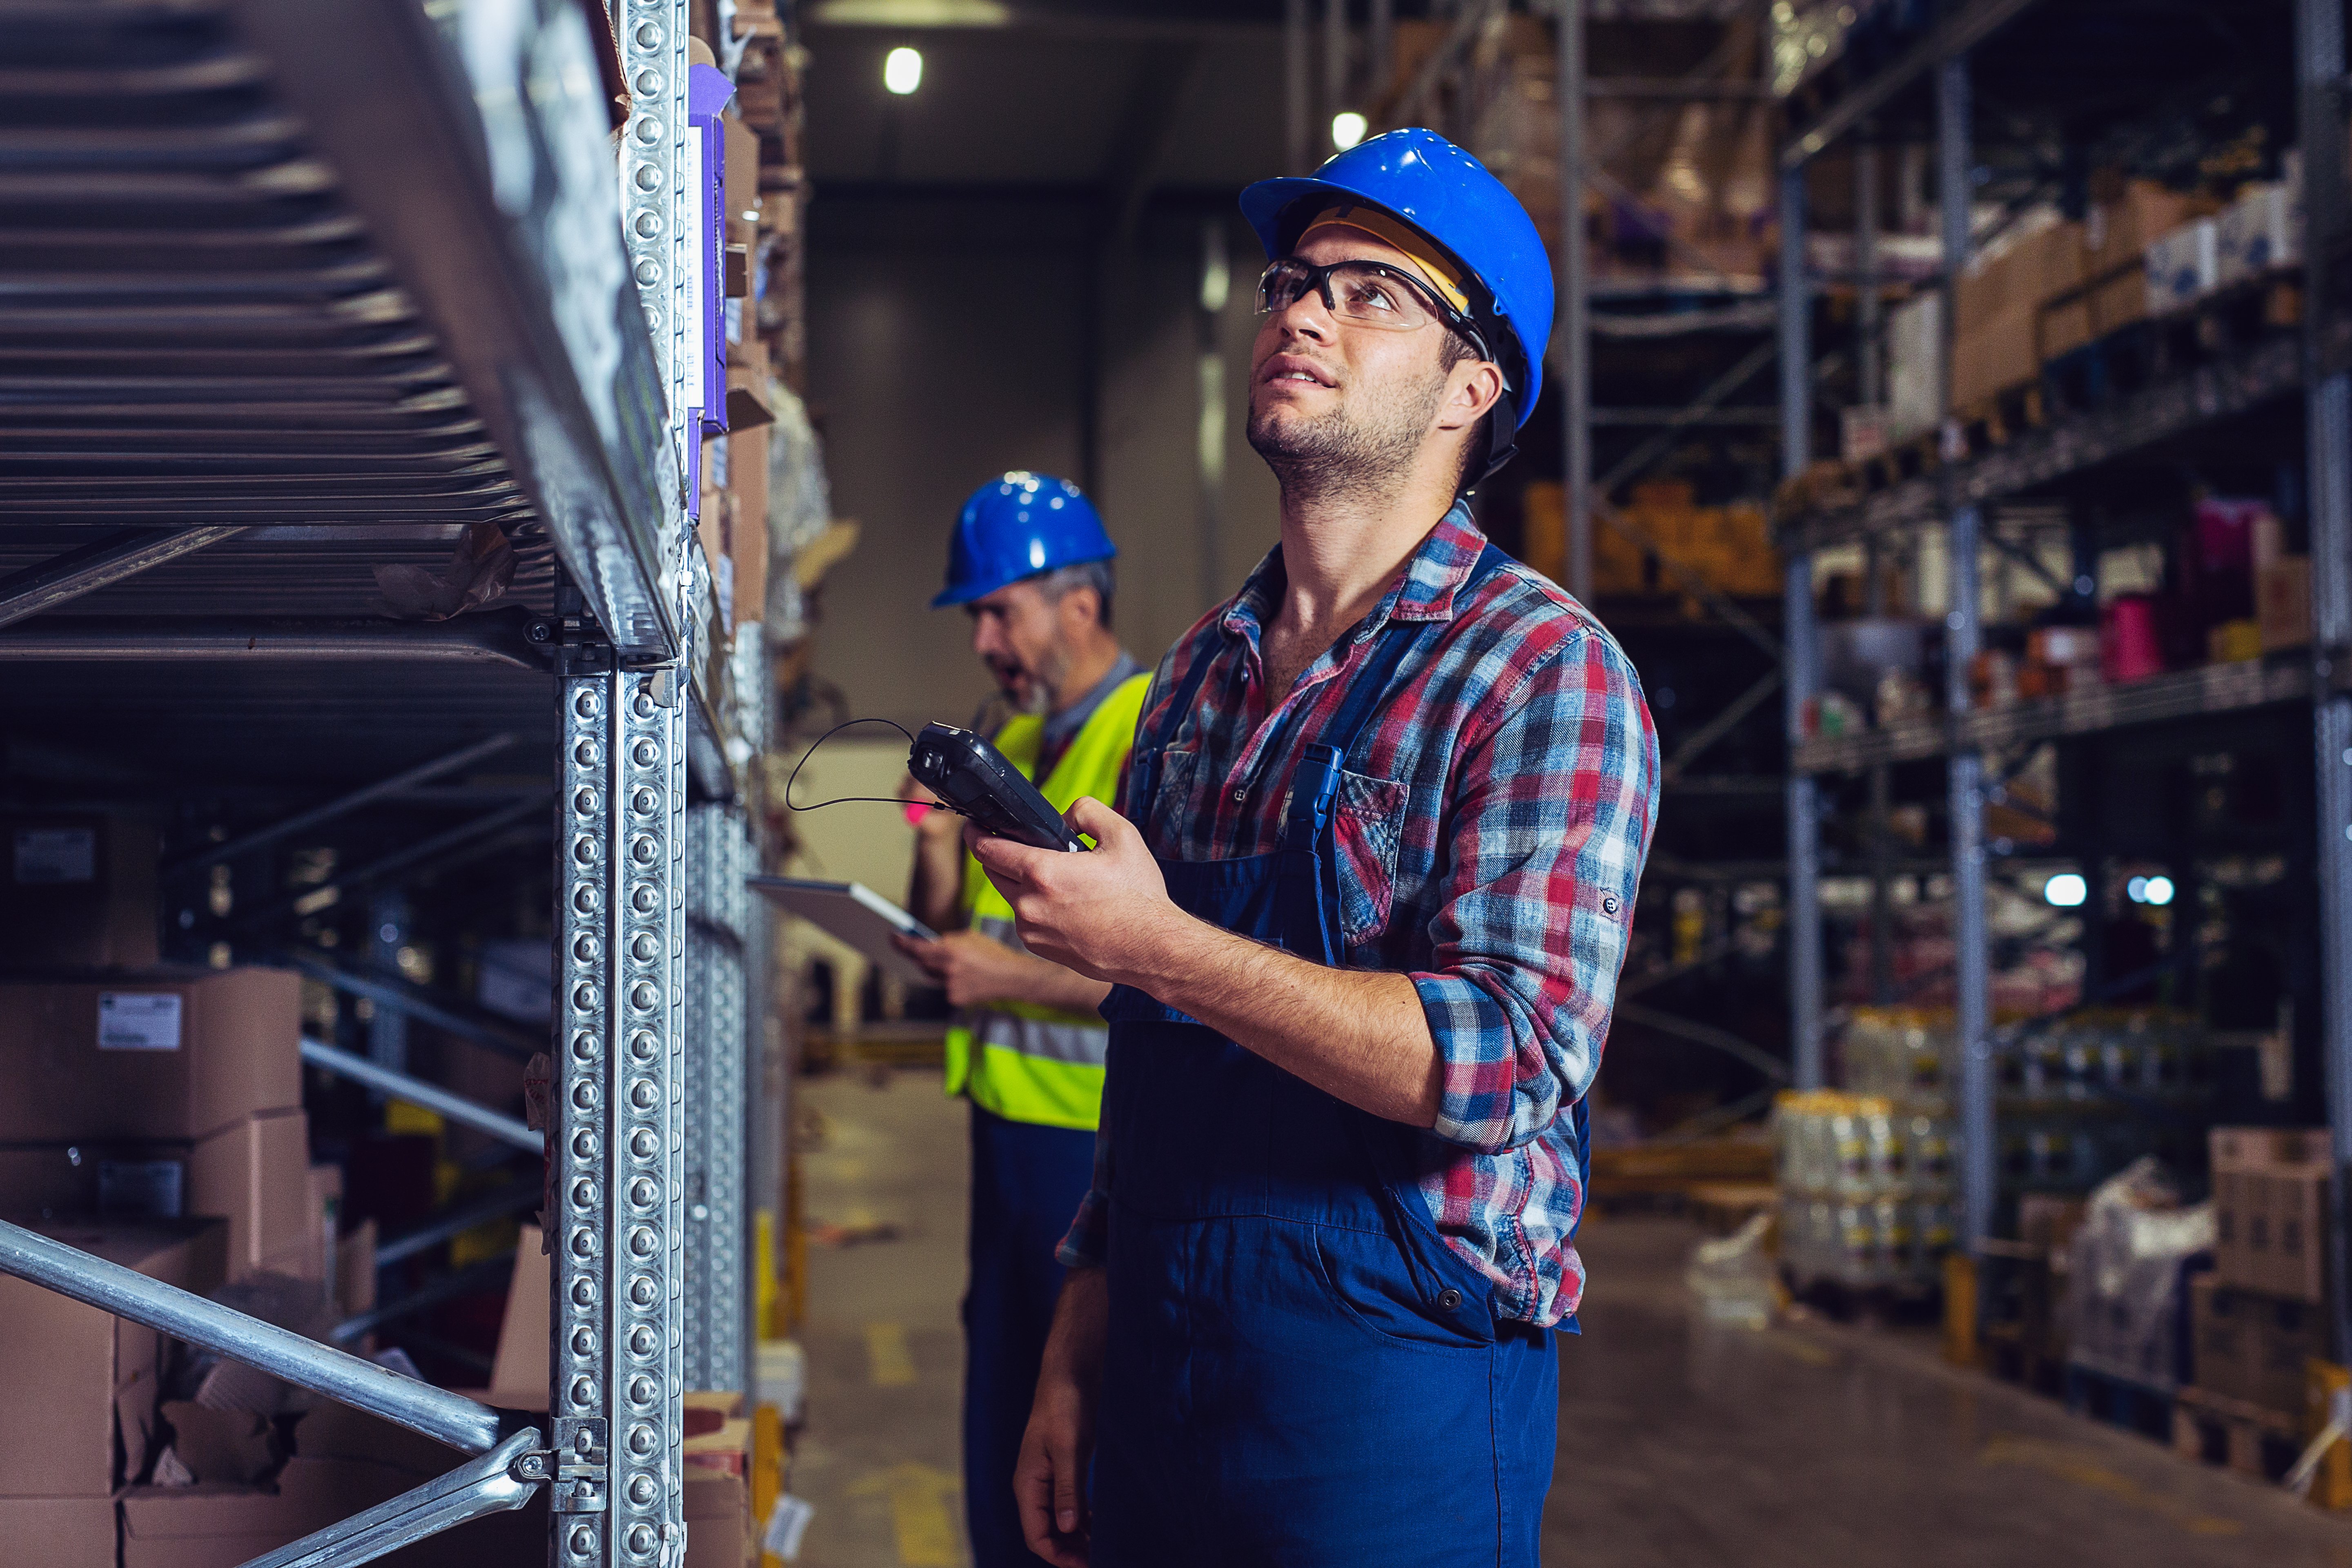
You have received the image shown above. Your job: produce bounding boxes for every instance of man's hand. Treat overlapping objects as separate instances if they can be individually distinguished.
[1016,1267,1107,1567]
[965,797,1183,987]
[891,929,1065,1010]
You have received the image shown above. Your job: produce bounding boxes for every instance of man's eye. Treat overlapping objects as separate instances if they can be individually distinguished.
[1350,283,1394,311]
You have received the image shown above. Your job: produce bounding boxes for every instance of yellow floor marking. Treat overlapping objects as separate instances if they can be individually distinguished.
[1978,1435,2241,1536]
[1759,1331,1837,1367]
[851,1462,963,1567]
[865,1321,917,1387]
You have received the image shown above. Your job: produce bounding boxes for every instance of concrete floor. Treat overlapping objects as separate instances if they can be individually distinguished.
[791,1066,2352,1567]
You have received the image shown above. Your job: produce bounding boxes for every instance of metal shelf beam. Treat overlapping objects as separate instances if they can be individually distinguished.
[1779,0,2048,171]
[1793,657,2321,775]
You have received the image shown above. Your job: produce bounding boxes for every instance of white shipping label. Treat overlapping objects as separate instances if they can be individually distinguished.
[98,991,183,1051]
[15,826,96,884]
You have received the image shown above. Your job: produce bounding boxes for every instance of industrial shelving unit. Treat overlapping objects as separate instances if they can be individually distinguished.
[1773,0,2352,1356]
[0,0,786,1560]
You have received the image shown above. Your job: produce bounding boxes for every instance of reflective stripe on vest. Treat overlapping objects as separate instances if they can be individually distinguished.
[943,671,1150,1130]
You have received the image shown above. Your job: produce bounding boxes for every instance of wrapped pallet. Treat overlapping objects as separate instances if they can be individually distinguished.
[2066,1157,2213,1392]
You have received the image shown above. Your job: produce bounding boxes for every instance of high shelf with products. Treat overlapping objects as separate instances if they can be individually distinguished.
[1771,0,2352,1366]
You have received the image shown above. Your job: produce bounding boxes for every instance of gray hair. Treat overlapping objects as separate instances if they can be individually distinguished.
[1035,558,1115,630]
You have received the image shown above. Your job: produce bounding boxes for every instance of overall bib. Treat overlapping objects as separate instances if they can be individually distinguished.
[1092,546,1579,1568]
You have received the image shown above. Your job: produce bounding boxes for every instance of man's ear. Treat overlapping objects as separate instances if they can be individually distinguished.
[1437,360,1506,433]
[1059,584,1103,635]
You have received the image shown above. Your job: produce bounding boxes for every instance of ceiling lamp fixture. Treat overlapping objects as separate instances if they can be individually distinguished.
[1330,111,1368,151]
[884,46,924,95]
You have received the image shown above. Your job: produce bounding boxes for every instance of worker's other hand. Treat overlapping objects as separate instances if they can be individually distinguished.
[1014,1371,1093,1567]
[966,797,1177,987]
[889,929,1035,1009]
[898,773,959,840]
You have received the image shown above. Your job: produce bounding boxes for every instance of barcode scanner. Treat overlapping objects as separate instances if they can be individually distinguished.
[909,722,1088,853]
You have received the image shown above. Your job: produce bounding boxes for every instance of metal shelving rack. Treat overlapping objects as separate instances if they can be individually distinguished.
[0,0,773,1561]
[1773,0,2352,1357]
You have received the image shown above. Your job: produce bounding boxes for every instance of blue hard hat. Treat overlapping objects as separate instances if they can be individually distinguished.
[1239,128,1555,477]
[933,472,1117,609]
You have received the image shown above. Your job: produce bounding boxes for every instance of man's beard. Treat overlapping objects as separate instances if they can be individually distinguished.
[1246,365,1447,504]
[994,641,1071,715]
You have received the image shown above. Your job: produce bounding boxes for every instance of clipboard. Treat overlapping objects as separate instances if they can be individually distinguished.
[748,875,940,988]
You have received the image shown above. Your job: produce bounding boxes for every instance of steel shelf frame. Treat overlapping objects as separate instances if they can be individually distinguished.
[0,0,749,1562]
[1776,0,2352,1333]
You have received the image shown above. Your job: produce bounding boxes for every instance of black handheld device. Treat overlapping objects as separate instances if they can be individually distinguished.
[909,722,1087,853]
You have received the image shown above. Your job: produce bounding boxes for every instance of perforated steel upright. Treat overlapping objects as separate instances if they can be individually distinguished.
[684,802,753,1395]
[553,664,691,1566]
[549,1,695,1563]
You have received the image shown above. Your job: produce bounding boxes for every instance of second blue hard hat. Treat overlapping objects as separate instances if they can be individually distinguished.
[1239,128,1555,474]
[933,472,1116,608]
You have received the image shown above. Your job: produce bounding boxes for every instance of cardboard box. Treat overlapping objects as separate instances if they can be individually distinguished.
[0,1112,309,1281]
[1951,303,2038,410]
[723,111,761,255]
[487,1223,550,1411]
[119,1456,419,1568]
[2253,1293,2329,1414]
[188,1108,310,1279]
[684,1469,754,1568]
[2259,557,2312,651]
[0,968,299,1143]
[0,1218,227,1497]
[0,1495,119,1567]
[2218,181,2301,285]
[0,812,159,970]
[0,1138,186,1223]
[335,1217,376,1321]
[2081,179,2214,280]
[1956,214,2081,331]
[2145,218,2220,315]
[2189,1275,2252,1402]
[2214,1126,2331,1301]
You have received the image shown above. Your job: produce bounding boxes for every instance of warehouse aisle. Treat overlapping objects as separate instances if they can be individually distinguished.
[1554,1223,2349,1567]
[794,1065,974,1568]
[793,1067,2350,1567]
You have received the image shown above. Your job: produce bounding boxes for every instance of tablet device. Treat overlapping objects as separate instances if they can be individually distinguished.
[748,876,940,989]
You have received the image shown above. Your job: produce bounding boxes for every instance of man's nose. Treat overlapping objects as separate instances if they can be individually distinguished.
[1275,286,1336,341]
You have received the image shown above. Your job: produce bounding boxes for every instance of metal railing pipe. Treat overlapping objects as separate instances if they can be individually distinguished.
[0,1217,501,1454]
[301,1038,541,1154]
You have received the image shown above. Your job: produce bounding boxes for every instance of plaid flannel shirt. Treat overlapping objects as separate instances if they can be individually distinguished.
[1057,505,1659,1326]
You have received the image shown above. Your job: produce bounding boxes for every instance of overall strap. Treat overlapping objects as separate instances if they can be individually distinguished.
[1129,639,1221,812]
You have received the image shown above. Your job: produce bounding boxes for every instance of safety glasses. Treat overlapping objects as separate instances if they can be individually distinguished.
[1255,256,1493,361]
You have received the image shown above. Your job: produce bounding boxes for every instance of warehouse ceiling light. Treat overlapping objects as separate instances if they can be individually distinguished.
[2042,873,2087,908]
[1330,111,1368,151]
[884,46,924,95]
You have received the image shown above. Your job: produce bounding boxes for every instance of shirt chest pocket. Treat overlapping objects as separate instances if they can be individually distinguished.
[1328,769,1411,951]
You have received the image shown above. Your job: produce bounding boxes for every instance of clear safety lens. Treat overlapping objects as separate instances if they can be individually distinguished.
[1255,258,1439,331]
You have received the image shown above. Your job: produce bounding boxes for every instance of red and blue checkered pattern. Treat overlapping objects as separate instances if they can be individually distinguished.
[1060,506,1659,1327]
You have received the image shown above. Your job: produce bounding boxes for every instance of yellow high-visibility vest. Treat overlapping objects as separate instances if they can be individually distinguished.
[944,672,1150,1129]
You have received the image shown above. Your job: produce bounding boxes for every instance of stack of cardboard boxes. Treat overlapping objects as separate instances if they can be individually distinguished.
[2192,1127,2332,1430]
[1521,481,1780,600]
[0,813,382,1564]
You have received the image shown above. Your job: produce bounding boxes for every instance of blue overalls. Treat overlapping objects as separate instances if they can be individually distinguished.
[1091,545,1579,1567]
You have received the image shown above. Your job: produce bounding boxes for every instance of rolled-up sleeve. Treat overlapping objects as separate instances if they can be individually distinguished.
[1411,629,1657,1156]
